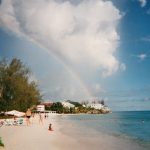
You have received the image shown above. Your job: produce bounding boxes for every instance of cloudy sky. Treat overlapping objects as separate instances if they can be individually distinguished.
[0,0,150,111]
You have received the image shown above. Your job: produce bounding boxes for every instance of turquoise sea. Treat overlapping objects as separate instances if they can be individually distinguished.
[55,111,150,150]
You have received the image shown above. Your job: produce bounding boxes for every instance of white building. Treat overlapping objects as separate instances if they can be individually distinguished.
[37,105,45,112]
[61,101,75,108]
[86,103,104,110]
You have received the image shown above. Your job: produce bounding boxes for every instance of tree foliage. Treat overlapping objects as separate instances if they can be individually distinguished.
[0,58,41,112]
[50,102,63,113]
[0,137,4,147]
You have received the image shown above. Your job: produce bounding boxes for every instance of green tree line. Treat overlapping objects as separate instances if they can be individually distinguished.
[0,58,41,112]
[45,101,107,114]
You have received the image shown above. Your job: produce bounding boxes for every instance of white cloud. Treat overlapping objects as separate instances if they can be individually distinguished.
[132,53,147,61]
[138,0,147,7]
[120,63,126,71]
[137,54,147,60]
[147,8,150,15]
[0,0,21,35]
[0,0,123,77]
[141,36,150,42]
[0,0,124,99]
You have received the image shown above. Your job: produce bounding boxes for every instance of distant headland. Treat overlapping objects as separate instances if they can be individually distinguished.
[37,100,111,114]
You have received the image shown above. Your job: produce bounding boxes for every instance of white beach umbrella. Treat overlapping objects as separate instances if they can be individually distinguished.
[5,110,25,117]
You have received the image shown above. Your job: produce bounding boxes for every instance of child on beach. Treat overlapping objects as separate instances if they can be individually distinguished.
[48,123,53,131]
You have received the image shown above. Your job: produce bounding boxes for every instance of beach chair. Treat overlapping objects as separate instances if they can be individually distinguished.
[17,118,23,125]
[13,120,18,125]
[13,118,24,125]
[4,119,14,126]
[12,118,23,125]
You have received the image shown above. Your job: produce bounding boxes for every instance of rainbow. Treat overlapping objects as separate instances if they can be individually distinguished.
[34,41,93,99]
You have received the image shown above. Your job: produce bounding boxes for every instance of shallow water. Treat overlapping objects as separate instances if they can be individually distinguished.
[53,111,150,150]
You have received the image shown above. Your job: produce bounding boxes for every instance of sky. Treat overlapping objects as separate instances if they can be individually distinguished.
[0,0,150,111]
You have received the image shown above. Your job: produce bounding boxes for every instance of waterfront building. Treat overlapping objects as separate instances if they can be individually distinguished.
[37,105,45,112]
[61,101,75,108]
[86,103,104,110]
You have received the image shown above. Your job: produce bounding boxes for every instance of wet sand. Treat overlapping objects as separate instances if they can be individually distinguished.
[58,122,146,150]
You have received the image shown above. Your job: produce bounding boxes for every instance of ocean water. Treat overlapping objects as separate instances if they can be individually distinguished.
[54,111,150,150]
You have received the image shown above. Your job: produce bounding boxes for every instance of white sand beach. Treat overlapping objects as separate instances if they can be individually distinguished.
[0,115,59,150]
[0,114,147,150]
[0,115,82,150]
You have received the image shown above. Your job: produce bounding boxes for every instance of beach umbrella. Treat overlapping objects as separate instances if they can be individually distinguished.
[5,110,25,117]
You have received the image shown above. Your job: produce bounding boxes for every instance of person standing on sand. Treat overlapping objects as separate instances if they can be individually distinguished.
[26,108,32,126]
[39,112,43,125]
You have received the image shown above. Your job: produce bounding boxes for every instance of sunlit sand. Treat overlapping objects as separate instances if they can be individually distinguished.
[0,114,145,150]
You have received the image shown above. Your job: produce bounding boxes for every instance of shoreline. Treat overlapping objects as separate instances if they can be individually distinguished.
[0,114,149,150]
[0,114,86,150]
